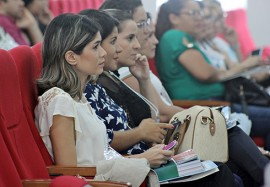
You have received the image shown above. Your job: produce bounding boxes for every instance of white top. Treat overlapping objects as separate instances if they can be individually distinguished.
[212,37,239,63]
[196,41,227,70]
[118,67,173,105]
[34,87,107,165]
[0,27,18,50]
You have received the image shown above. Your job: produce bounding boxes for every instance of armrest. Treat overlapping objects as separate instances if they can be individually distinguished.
[22,179,132,187]
[47,165,96,178]
[172,100,231,108]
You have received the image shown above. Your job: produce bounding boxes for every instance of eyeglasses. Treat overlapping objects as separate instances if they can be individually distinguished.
[215,12,227,21]
[136,17,151,29]
[180,10,204,18]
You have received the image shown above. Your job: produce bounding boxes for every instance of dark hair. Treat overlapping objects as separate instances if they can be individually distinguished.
[99,0,142,16]
[102,9,133,32]
[38,13,100,98]
[79,9,119,40]
[156,0,189,40]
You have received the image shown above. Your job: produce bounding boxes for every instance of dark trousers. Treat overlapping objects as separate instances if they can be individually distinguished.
[231,103,270,150]
[227,126,269,186]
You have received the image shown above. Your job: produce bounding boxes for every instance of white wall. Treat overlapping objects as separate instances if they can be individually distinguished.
[247,0,270,47]
[142,0,270,48]
[142,0,157,20]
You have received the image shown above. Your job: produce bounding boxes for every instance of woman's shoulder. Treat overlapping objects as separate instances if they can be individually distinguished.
[162,29,189,40]
[39,87,73,104]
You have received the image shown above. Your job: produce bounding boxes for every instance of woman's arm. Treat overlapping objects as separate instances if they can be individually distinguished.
[179,49,261,82]
[50,115,77,165]
[110,118,173,151]
[128,54,159,119]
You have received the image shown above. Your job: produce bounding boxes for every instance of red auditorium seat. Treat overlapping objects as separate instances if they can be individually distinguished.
[0,48,50,181]
[49,0,61,17]
[10,45,53,166]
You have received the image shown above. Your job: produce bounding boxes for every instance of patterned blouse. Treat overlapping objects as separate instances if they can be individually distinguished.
[84,83,149,155]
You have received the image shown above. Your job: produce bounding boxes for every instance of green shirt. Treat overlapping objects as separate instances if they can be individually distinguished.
[156,29,225,100]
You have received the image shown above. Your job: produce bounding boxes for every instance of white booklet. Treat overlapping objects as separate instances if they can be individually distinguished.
[220,65,270,82]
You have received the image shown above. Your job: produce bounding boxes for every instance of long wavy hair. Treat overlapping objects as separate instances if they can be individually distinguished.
[156,0,189,40]
[37,13,100,99]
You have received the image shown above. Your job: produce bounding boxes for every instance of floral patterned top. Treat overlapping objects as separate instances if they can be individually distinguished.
[84,83,149,155]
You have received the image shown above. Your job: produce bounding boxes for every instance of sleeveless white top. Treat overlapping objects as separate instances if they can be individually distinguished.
[34,87,107,165]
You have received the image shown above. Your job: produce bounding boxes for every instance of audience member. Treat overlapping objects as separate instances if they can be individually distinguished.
[0,26,18,49]
[35,13,110,165]
[154,0,269,186]
[81,8,238,187]
[80,9,174,167]
[0,0,42,46]
[205,0,243,61]
[23,0,53,33]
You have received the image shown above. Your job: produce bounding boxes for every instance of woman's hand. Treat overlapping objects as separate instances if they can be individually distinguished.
[137,118,174,144]
[129,54,150,81]
[16,8,38,30]
[141,144,173,168]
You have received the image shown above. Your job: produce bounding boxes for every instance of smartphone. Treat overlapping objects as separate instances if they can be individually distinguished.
[163,140,178,150]
[251,48,262,56]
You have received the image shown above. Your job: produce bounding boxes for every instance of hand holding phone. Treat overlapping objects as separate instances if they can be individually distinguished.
[163,140,178,150]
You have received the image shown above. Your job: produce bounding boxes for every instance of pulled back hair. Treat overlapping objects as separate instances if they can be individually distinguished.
[38,13,100,99]
[79,9,119,41]
[102,9,133,33]
[156,0,189,40]
[99,0,142,16]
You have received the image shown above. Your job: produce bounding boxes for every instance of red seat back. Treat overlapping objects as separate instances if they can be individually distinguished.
[0,48,49,180]
[10,45,53,166]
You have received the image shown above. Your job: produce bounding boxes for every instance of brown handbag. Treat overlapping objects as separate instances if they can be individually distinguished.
[164,106,228,163]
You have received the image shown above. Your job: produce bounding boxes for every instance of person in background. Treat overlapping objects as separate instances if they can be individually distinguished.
[80,9,174,167]
[101,0,183,124]
[81,8,238,187]
[0,25,19,49]
[23,0,53,34]
[0,0,43,46]
[155,0,269,186]
[203,0,242,62]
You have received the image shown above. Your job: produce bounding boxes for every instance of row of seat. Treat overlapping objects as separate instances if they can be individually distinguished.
[0,44,132,187]
[49,0,104,16]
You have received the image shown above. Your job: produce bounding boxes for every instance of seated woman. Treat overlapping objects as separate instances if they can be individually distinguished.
[34,13,108,165]
[197,0,270,82]
[80,9,174,167]
[155,0,269,186]
[34,13,156,186]
[80,8,238,187]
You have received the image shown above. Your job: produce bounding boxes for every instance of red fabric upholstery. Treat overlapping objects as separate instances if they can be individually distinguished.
[0,49,49,180]
[49,0,104,16]
[0,125,22,187]
[10,45,53,166]
[225,9,256,58]
[148,58,159,77]
[49,0,61,17]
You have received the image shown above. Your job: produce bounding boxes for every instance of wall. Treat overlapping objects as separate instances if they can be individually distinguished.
[247,0,270,47]
[142,0,157,20]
